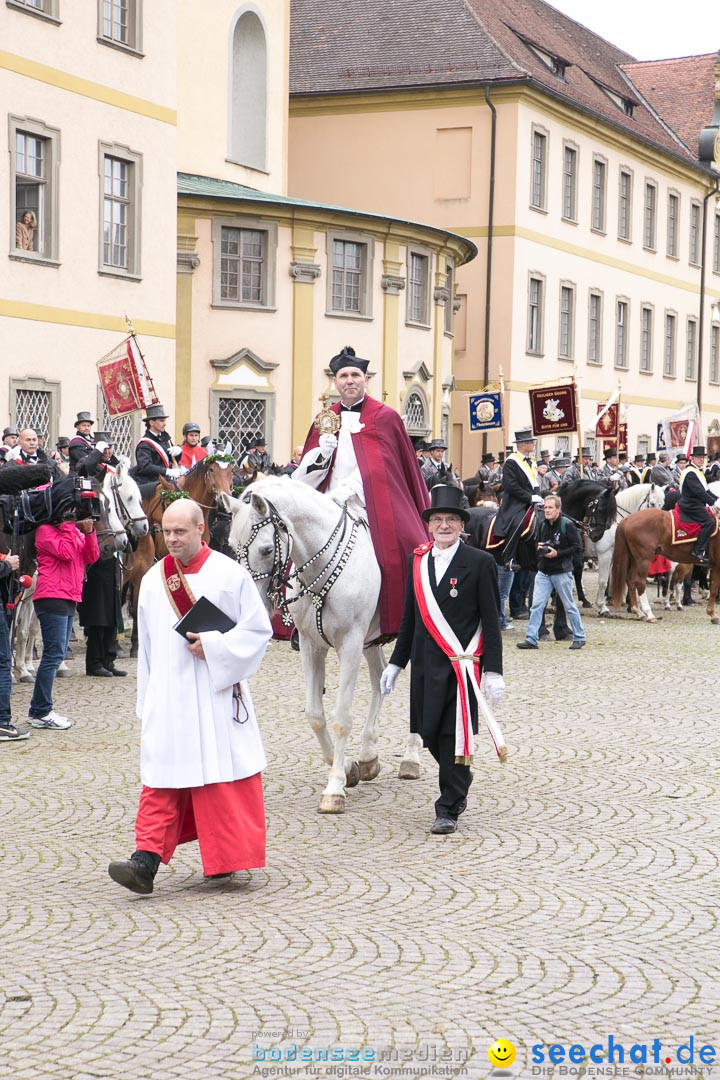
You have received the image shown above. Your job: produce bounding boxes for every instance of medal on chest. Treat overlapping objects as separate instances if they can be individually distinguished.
[449,577,458,598]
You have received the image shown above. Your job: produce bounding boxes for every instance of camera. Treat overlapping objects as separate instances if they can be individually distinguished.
[537,542,552,555]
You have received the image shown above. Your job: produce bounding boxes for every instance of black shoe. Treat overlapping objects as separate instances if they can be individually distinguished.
[430,817,457,835]
[690,548,709,566]
[456,798,468,816]
[516,640,539,650]
[569,640,586,650]
[88,667,113,678]
[108,854,156,894]
[109,668,128,677]
[204,871,235,883]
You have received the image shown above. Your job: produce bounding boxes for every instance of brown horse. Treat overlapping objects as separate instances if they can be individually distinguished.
[610,508,720,624]
[122,456,234,654]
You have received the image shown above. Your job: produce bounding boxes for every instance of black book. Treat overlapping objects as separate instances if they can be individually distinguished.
[173,595,236,639]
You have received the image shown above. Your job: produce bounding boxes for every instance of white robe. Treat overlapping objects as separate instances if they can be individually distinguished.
[136,551,272,789]
[294,410,367,516]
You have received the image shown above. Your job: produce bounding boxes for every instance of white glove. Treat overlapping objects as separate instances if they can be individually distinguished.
[380,664,402,695]
[318,433,338,457]
[169,445,183,458]
[531,494,544,505]
[94,441,109,454]
[166,467,182,479]
[330,485,355,507]
[178,466,189,476]
[483,671,506,707]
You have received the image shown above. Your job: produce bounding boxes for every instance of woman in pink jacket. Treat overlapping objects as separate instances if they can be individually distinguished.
[28,517,99,730]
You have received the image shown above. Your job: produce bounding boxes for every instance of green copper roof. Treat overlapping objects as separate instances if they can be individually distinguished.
[177,172,477,262]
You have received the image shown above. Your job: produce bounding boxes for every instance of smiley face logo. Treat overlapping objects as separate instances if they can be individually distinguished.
[488,1039,516,1069]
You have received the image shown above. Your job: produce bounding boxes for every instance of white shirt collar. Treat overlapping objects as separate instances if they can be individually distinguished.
[432,539,460,561]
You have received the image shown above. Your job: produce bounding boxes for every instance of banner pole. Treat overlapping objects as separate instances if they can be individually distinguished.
[499,366,506,455]
[574,370,583,478]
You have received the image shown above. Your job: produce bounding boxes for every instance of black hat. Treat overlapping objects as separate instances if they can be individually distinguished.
[603,447,618,459]
[144,404,169,422]
[540,449,550,459]
[94,431,114,444]
[581,446,591,457]
[551,455,570,468]
[514,428,535,443]
[421,484,469,524]
[676,453,688,463]
[252,433,266,447]
[3,426,18,438]
[619,451,628,460]
[481,452,495,463]
[329,345,369,375]
[633,454,645,463]
[646,453,657,464]
[182,421,201,436]
[691,445,706,456]
[200,435,213,448]
[498,452,506,463]
[56,436,70,449]
[74,411,95,427]
[428,438,448,451]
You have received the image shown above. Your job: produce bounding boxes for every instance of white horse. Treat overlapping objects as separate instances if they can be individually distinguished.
[589,484,666,616]
[101,456,149,545]
[221,476,423,814]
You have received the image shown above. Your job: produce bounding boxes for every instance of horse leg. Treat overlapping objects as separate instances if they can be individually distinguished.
[297,636,340,809]
[596,542,612,615]
[318,637,365,814]
[357,644,384,782]
[13,598,35,682]
[398,734,423,780]
[632,559,655,621]
[707,562,720,624]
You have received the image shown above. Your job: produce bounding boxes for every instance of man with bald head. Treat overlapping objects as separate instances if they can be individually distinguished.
[108,497,273,894]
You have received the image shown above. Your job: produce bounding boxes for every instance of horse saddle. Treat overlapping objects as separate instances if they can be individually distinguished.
[670,504,718,544]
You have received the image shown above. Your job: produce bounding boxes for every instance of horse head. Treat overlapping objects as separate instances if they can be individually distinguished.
[586,485,618,542]
[95,478,128,558]
[105,457,149,542]
[221,486,290,612]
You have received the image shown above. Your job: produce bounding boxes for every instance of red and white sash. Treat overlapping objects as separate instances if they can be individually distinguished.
[137,436,171,469]
[413,543,507,765]
[161,554,196,618]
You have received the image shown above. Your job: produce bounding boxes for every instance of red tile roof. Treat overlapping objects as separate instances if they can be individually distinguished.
[621,53,717,158]
[290,0,715,169]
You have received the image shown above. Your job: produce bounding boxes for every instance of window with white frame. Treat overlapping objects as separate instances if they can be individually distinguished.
[99,0,141,52]
[588,291,602,364]
[591,157,607,231]
[7,0,59,18]
[640,305,653,373]
[643,181,657,250]
[444,261,455,334]
[404,389,430,436]
[99,143,141,276]
[714,213,720,273]
[558,284,574,359]
[406,248,430,326]
[10,118,60,261]
[562,143,578,221]
[530,127,548,210]
[686,318,697,380]
[325,231,373,318]
[212,217,277,310]
[664,312,676,376]
[618,169,632,241]
[689,202,701,265]
[637,434,651,457]
[527,275,544,353]
[667,192,679,258]
[615,299,629,369]
[710,325,720,385]
[11,378,59,447]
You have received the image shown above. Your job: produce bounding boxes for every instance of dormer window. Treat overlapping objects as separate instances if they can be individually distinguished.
[592,78,637,118]
[508,27,570,80]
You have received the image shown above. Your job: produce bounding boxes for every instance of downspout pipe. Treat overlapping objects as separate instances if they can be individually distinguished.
[483,84,497,455]
[697,176,720,422]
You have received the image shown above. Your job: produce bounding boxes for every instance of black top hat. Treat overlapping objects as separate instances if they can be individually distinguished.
[329,345,369,376]
[551,456,570,468]
[580,446,591,457]
[428,438,448,451]
[498,452,506,463]
[421,484,469,524]
[691,445,706,456]
[603,447,618,459]
[144,404,169,422]
[56,436,70,449]
[514,428,535,443]
[252,433,266,446]
[618,451,628,460]
[646,453,657,463]
[74,411,95,427]
[481,452,495,463]
[200,436,213,448]
[540,449,550,459]
[633,454,645,463]
[3,426,18,438]
[94,431,114,444]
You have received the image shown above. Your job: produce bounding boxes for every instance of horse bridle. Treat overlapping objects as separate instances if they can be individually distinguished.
[236,496,366,646]
[108,473,147,539]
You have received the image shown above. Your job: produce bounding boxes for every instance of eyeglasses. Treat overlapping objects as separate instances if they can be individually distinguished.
[428,515,462,525]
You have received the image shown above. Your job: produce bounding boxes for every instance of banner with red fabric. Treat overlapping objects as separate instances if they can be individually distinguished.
[97,335,158,418]
[596,402,619,440]
[528,382,577,436]
[604,423,628,453]
[708,435,720,456]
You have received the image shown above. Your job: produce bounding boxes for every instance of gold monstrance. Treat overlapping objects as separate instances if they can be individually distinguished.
[314,393,341,435]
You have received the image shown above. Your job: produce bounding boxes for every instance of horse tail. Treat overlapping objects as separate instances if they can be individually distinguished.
[610,521,631,608]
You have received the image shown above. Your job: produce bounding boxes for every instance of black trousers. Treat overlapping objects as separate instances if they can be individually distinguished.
[427,729,473,820]
[85,626,118,674]
[693,516,716,553]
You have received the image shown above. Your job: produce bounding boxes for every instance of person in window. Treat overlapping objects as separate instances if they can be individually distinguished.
[16,210,37,251]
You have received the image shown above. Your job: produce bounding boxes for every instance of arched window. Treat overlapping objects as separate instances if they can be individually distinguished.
[230,10,267,170]
[405,389,429,437]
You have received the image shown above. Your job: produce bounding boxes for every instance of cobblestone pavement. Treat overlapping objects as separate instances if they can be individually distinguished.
[2,575,719,1080]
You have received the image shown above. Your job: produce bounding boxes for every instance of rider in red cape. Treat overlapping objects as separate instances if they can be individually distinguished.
[294,346,429,637]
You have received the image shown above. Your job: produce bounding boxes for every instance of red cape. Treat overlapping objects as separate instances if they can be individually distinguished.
[301,397,429,635]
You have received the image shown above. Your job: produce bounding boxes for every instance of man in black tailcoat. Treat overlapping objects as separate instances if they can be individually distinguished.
[493,427,543,569]
[678,445,720,565]
[381,485,505,835]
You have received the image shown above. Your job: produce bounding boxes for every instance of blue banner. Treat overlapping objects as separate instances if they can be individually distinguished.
[469,392,503,431]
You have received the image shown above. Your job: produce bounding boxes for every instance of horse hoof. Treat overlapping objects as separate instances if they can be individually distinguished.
[398,761,421,780]
[345,761,360,788]
[712,617,720,625]
[56,668,71,678]
[358,757,381,782]
[318,794,345,814]
[598,610,610,618]
[130,648,138,659]
[19,674,34,684]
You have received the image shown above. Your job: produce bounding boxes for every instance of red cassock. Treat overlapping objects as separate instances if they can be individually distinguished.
[301,397,429,635]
